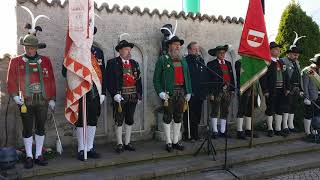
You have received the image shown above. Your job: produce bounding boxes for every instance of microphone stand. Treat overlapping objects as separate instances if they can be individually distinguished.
[192,55,239,179]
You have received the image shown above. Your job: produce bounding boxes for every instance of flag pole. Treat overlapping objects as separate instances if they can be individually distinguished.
[249,83,255,148]
[83,96,87,160]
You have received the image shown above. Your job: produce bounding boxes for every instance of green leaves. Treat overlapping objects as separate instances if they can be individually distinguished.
[276,1,320,68]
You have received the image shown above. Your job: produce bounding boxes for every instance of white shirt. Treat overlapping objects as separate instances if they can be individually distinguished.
[271,57,279,62]
[218,59,226,64]
[121,57,129,64]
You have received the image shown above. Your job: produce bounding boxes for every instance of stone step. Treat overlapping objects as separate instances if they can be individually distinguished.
[18,132,305,178]
[176,148,320,180]
[25,139,320,179]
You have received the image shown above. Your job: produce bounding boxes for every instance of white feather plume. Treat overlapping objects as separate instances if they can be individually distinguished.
[171,20,178,39]
[21,6,50,34]
[94,13,102,20]
[290,31,306,48]
[119,33,130,42]
[160,27,173,39]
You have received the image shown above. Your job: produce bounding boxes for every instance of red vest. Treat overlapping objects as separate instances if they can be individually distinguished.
[219,61,231,83]
[123,61,136,87]
[7,55,56,100]
[173,60,184,85]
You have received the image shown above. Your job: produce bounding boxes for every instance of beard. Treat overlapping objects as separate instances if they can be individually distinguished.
[169,48,181,59]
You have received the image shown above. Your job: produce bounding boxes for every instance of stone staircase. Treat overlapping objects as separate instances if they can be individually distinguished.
[10,132,320,180]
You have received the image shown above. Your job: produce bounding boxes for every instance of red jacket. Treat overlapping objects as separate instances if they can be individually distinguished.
[7,55,56,100]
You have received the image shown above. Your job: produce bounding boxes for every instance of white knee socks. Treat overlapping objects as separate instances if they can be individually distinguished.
[87,126,96,150]
[288,114,295,129]
[245,116,252,130]
[267,116,273,130]
[116,126,123,145]
[163,123,172,144]
[236,118,243,131]
[282,113,289,129]
[211,118,218,132]
[125,124,132,145]
[76,127,84,152]
[304,119,311,135]
[23,137,33,158]
[220,119,226,133]
[275,114,282,131]
[35,135,44,159]
[173,123,181,144]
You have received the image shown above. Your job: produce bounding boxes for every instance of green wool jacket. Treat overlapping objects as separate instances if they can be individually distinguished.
[153,54,192,96]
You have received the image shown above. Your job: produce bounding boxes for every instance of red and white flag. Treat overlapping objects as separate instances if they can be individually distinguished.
[63,0,100,124]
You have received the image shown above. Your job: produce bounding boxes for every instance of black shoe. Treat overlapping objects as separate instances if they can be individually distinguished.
[77,150,85,161]
[166,143,173,152]
[219,132,230,138]
[305,134,316,142]
[237,131,247,140]
[289,128,299,133]
[245,130,259,138]
[115,144,125,154]
[267,130,274,137]
[24,157,33,169]
[34,156,48,166]
[87,148,101,159]
[275,130,286,137]
[124,143,136,151]
[172,142,184,151]
[211,132,218,139]
[283,128,290,136]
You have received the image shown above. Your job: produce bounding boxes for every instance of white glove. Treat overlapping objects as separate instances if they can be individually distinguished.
[49,100,55,110]
[100,95,105,104]
[299,91,304,97]
[159,92,169,100]
[137,100,142,105]
[304,98,311,105]
[185,94,191,102]
[13,96,23,105]
[113,94,123,103]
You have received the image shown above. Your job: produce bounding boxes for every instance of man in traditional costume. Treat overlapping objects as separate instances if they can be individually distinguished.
[302,54,320,140]
[207,45,235,139]
[260,42,289,137]
[62,27,106,161]
[7,7,54,168]
[7,34,55,168]
[106,40,142,153]
[153,35,192,152]
[281,32,305,135]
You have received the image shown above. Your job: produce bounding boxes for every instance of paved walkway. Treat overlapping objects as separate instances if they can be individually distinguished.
[268,168,320,180]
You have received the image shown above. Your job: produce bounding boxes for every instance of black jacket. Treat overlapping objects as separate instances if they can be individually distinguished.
[260,60,289,94]
[62,44,107,96]
[105,56,142,98]
[185,54,208,99]
[207,59,235,95]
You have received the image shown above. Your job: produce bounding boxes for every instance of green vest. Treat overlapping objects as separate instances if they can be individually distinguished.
[153,55,192,96]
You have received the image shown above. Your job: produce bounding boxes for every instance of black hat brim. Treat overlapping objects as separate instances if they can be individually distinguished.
[115,43,134,52]
[269,44,282,49]
[286,48,301,54]
[208,45,228,56]
[167,39,184,46]
[19,37,46,49]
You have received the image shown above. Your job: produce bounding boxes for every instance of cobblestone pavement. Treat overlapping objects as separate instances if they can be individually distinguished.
[268,168,320,180]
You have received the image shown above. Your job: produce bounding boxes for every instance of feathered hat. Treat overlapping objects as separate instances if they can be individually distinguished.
[21,6,50,36]
[160,20,184,45]
[286,31,306,54]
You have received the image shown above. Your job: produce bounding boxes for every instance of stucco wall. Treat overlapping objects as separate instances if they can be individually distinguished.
[0,0,248,147]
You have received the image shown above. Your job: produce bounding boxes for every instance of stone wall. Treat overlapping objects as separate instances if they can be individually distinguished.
[0,0,249,148]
